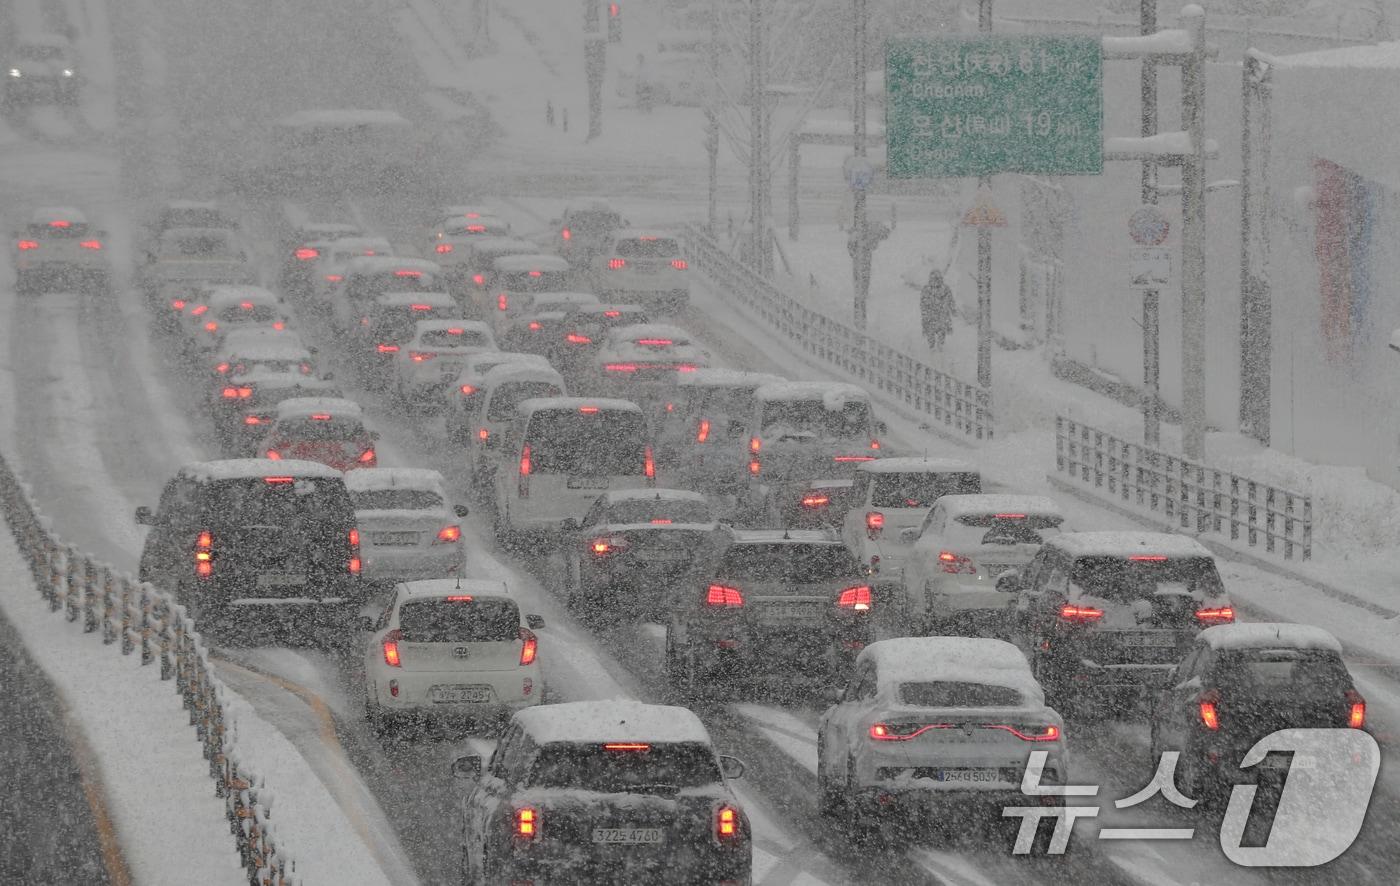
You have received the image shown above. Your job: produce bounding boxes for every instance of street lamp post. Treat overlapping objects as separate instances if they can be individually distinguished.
[852,0,870,328]
[976,0,993,391]
[1140,0,1161,447]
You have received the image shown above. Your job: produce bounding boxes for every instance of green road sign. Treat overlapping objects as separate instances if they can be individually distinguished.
[886,35,1103,178]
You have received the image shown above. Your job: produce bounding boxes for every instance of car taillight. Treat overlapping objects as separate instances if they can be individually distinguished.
[349,528,361,574]
[1198,688,1220,731]
[528,321,542,331]
[937,550,976,575]
[749,437,761,454]
[80,240,102,250]
[435,243,453,253]
[837,585,872,611]
[194,530,213,578]
[985,724,1061,742]
[514,806,539,839]
[325,274,342,282]
[265,450,282,460]
[706,584,743,608]
[435,525,462,544]
[518,444,531,497]
[748,458,760,476]
[294,247,319,260]
[477,428,489,441]
[565,332,592,344]
[715,805,739,842]
[16,240,38,250]
[410,351,436,362]
[1346,688,1366,729]
[590,535,629,557]
[608,258,626,270]
[870,439,881,450]
[171,299,187,311]
[204,321,218,332]
[644,445,655,482]
[243,415,267,426]
[191,305,208,316]
[869,722,951,741]
[1195,606,1235,625]
[382,628,402,667]
[358,448,376,465]
[497,293,508,311]
[801,493,829,508]
[605,363,637,373]
[472,273,485,286]
[1058,603,1104,623]
[215,362,230,374]
[696,419,710,443]
[865,511,884,539]
[834,455,876,462]
[561,228,571,240]
[376,343,399,353]
[221,386,254,399]
[519,627,538,665]
[671,258,688,270]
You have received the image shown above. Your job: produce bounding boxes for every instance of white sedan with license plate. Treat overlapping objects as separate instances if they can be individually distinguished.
[363,579,545,734]
[392,319,498,405]
[346,468,469,584]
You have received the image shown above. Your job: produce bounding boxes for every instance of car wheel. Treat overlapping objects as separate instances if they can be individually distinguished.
[844,756,876,844]
[817,733,843,817]
[364,694,387,736]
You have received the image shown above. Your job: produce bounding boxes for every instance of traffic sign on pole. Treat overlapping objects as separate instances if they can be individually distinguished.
[1128,204,1170,245]
[886,35,1104,178]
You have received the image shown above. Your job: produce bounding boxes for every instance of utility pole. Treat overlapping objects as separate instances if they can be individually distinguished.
[747,0,772,275]
[584,0,605,141]
[706,0,720,234]
[1140,0,1160,446]
[1180,4,1207,459]
[976,0,993,391]
[852,0,870,329]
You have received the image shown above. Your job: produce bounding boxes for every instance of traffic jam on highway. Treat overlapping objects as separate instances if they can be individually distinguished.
[1,0,1392,884]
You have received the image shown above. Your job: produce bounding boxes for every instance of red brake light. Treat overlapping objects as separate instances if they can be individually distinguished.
[16,240,38,250]
[1346,689,1366,729]
[410,303,433,311]
[715,805,739,841]
[644,445,655,481]
[696,419,711,443]
[446,595,474,602]
[749,437,761,454]
[515,806,539,839]
[1195,606,1235,625]
[220,386,253,399]
[590,536,622,556]
[706,584,743,608]
[204,321,218,332]
[459,384,477,395]
[472,273,485,286]
[837,585,872,611]
[869,723,951,741]
[748,458,761,476]
[519,627,538,665]
[519,443,532,476]
[528,321,542,331]
[376,343,399,353]
[865,511,884,539]
[985,724,1061,741]
[565,333,592,344]
[1129,554,1167,562]
[349,528,361,574]
[603,310,621,318]
[561,228,572,240]
[870,439,881,450]
[671,258,688,270]
[477,428,489,441]
[383,628,402,667]
[608,258,627,270]
[604,363,637,373]
[358,448,377,465]
[801,493,830,508]
[650,518,672,525]
[937,550,976,575]
[80,240,102,250]
[579,405,600,414]
[636,338,673,346]
[394,269,422,278]
[834,455,876,462]
[410,351,436,362]
[191,304,208,316]
[294,247,319,260]
[1199,688,1220,731]
[310,413,332,420]
[1058,604,1104,623]
[194,530,214,578]
[263,476,294,483]
[527,270,542,278]
[435,525,462,544]
[49,219,71,228]
[243,415,266,425]
[466,224,485,233]
[326,274,342,282]
[604,742,650,751]
[435,243,453,253]
[215,362,230,374]
[171,299,186,310]
[265,450,282,460]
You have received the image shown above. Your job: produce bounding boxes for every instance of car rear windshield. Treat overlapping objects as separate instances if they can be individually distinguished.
[949,514,1062,547]
[719,543,863,584]
[581,309,648,332]
[525,409,646,475]
[419,329,491,349]
[30,222,91,238]
[760,399,871,439]
[202,477,353,526]
[371,308,458,341]
[502,271,571,292]
[1211,649,1352,696]
[899,681,1025,708]
[528,742,721,791]
[234,359,309,375]
[365,271,433,293]
[351,489,444,511]
[168,209,235,229]
[488,382,564,420]
[607,500,712,524]
[1068,555,1224,602]
[277,417,365,440]
[872,472,981,508]
[397,597,519,643]
[615,238,681,258]
[690,388,755,422]
[567,211,622,233]
[219,305,279,323]
[163,233,235,257]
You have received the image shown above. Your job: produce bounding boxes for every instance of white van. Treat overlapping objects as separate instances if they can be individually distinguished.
[492,397,654,541]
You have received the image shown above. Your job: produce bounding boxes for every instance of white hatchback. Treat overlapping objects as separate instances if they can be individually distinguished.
[362,579,546,734]
[393,319,498,404]
[346,468,470,585]
[594,231,690,313]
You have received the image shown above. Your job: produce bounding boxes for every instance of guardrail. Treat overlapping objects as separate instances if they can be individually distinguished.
[0,449,302,886]
[682,224,995,442]
[1055,415,1312,561]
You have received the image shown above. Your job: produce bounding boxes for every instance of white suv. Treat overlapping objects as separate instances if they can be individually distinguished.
[594,231,690,313]
[14,207,111,294]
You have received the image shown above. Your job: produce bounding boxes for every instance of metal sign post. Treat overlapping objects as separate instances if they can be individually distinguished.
[1130,203,1169,445]
[852,0,870,329]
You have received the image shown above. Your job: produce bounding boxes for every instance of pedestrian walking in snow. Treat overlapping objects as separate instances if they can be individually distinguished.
[920,269,954,351]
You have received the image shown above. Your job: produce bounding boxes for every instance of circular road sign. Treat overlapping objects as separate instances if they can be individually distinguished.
[1129,205,1170,246]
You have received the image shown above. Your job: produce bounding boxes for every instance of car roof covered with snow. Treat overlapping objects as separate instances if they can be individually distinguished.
[234,370,337,394]
[514,701,712,746]
[936,494,1064,519]
[482,361,564,388]
[294,221,360,236]
[678,368,784,389]
[493,253,571,274]
[517,396,642,418]
[602,488,708,506]
[204,285,281,308]
[610,229,682,245]
[608,323,692,344]
[728,528,842,545]
[1197,623,1343,654]
[322,236,392,255]
[344,255,439,276]
[179,458,343,483]
[467,236,538,256]
[274,397,364,420]
[374,290,458,309]
[755,381,870,406]
[529,291,600,310]
[856,457,975,475]
[861,637,1043,700]
[221,336,311,360]
[218,328,306,354]
[345,467,447,494]
[574,303,647,318]
[17,32,73,49]
[397,578,513,601]
[411,318,493,337]
[31,206,88,226]
[1046,531,1214,560]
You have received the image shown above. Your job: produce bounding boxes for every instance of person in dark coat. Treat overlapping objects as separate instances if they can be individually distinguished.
[920,269,954,350]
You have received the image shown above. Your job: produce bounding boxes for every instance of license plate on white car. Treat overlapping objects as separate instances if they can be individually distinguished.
[937,768,1002,783]
[1119,633,1176,647]
[429,685,492,704]
[591,828,664,845]
[255,573,306,587]
[568,476,610,489]
[371,531,419,546]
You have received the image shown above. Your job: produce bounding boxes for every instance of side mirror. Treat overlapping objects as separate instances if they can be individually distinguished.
[451,755,483,780]
[899,527,920,545]
[454,504,470,518]
[359,615,376,632]
[134,505,156,526]
[1390,328,1400,354]
[995,569,1023,595]
[526,614,546,630]
[718,755,746,780]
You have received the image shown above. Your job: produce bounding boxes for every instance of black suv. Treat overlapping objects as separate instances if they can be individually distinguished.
[453,700,751,885]
[1012,531,1233,716]
[136,459,363,637]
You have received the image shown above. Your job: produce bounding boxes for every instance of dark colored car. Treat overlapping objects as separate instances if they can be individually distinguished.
[665,530,879,696]
[1150,622,1367,801]
[135,459,364,638]
[1013,532,1234,716]
[562,489,722,621]
[215,371,342,455]
[454,700,751,885]
[555,303,650,375]
[354,291,462,389]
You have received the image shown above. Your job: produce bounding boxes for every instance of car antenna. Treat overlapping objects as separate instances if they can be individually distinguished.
[455,570,462,590]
